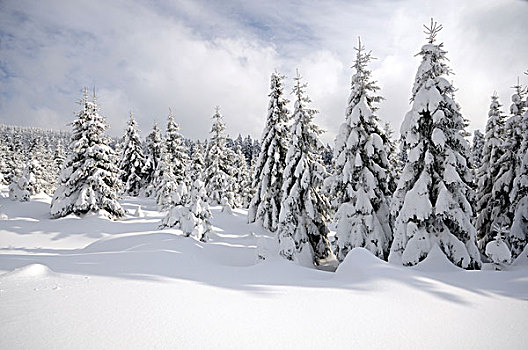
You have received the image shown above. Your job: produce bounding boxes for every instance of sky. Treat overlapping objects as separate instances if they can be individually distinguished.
[0,0,527,144]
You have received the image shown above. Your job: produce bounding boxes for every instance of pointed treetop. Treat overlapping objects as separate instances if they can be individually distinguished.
[423,18,443,44]
[511,76,527,92]
[491,223,509,241]
[293,69,310,104]
[80,87,89,105]
[353,36,376,68]
[214,105,221,114]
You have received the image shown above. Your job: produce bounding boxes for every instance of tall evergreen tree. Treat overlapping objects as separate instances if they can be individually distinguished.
[389,20,480,269]
[325,39,393,261]
[119,113,147,196]
[50,90,124,219]
[248,72,290,231]
[53,139,66,178]
[471,130,485,171]
[204,107,236,208]
[484,81,528,244]
[277,71,333,267]
[5,133,25,184]
[188,140,205,183]
[0,136,9,184]
[475,94,508,246]
[507,81,528,211]
[166,109,189,184]
[234,144,253,208]
[155,146,178,210]
[143,122,164,196]
[510,78,528,259]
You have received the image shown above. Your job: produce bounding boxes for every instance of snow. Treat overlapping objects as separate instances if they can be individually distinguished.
[413,244,463,273]
[1,188,528,349]
[486,237,512,265]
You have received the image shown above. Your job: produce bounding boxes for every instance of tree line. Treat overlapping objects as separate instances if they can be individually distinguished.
[2,20,526,270]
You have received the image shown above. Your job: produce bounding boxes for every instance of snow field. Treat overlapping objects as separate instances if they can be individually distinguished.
[1,190,528,349]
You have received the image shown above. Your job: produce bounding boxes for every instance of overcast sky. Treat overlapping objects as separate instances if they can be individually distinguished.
[0,0,527,143]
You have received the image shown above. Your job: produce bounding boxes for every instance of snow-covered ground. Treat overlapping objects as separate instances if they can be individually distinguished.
[1,188,527,349]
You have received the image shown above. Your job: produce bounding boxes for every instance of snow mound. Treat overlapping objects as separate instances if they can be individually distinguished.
[133,205,145,218]
[335,248,385,275]
[513,244,528,267]
[413,244,463,272]
[1,264,56,279]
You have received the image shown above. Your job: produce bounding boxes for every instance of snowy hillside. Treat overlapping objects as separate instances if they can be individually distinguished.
[1,188,527,349]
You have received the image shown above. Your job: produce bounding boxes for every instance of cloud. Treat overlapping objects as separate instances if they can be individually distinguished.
[0,0,527,145]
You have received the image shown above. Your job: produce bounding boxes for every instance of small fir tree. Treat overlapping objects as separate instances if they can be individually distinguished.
[155,146,178,210]
[161,179,212,242]
[475,94,508,246]
[188,140,205,183]
[166,109,189,184]
[119,113,147,196]
[204,107,236,209]
[53,139,66,178]
[143,122,164,197]
[234,144,253,208]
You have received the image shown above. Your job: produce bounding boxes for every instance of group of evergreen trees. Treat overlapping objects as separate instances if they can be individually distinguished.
[0,125,68,200]
[474,79,528,261]
[1,20,526,271]
[249,20,528,269]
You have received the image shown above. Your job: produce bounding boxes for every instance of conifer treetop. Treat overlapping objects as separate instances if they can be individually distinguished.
[423,18,443,44]
[348,37,382,113]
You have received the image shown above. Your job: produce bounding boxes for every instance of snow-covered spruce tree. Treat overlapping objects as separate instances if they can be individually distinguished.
[471,130,485,171]
[119,113,147,196]
[204,107,236,210]
[188,140,205,183]
[161,179,212,242]
[248,72,290,231]
[8,159,30,201]
[223,143,240,209]
[11,137,55,198]
[325,39,393,261]
[0,136,11,184]
[510,85,528,259]
[4,134,25,184]
[481,81,528,246]
[383,122,400,190]
[50,90,124,219]
[165,109,189,184]
[53,139,66,178]
[277,71,333,267]
[143,122,164,197]
[475,94,508,246]
[234,144,253,208]
[508,81,528,207]
[485,225,512,269]
[155,146,178,210]
[389,20,480,269]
